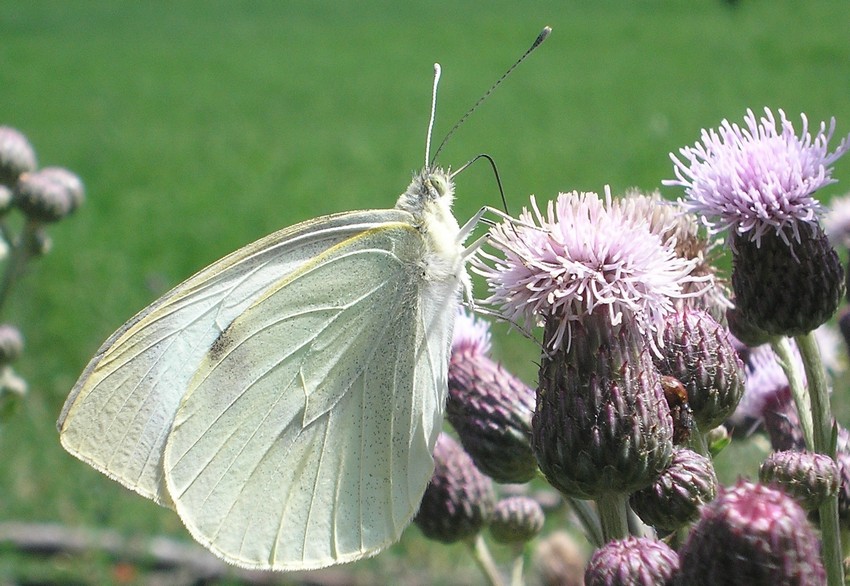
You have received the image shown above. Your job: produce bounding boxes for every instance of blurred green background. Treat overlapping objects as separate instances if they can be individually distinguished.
[1,1,850,584]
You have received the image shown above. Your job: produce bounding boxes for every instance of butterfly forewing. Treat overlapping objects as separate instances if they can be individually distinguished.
[162,223,451,570]
[58,210,414,505]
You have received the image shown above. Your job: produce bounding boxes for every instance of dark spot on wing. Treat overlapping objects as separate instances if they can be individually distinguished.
[208,323,234,363]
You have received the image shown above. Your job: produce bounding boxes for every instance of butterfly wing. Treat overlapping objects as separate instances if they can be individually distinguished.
[162,222,458,570]
[58,210,414,506]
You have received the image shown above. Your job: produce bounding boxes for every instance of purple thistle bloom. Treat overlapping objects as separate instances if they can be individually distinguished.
[666,107,850,248]
[676,480,825,585]
[477,189,698,351]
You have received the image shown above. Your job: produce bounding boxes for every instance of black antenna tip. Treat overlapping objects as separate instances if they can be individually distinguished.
[535,26,552,48]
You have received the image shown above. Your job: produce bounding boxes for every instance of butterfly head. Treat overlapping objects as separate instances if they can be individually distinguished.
[395,167,455,221]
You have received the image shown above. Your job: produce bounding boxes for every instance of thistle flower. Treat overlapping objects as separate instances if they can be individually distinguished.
[477,189,699,351]
[759,450,839,511]
[413,433,495,544]
[584,536,679,586]
[618,189,730,322]
[630,447,718,532]
[654,307,745,430]
[0,126,37,187]
[676,480,825,585]
[489,496,545,544]
[666,108,849,336]
[447,310,537,483]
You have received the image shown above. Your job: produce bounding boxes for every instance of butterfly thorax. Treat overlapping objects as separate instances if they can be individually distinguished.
[395,168,464,283]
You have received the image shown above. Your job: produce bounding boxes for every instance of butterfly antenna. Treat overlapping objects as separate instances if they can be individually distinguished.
[429,25,551,167]
[425,63,442,167]
[452,153,509,213]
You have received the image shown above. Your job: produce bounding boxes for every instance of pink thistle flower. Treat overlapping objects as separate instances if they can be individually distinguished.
[666,107,850,248]
[476,189,698,351]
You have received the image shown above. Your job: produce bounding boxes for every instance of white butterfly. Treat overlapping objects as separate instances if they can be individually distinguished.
[57,64,480,571]
[57,27,550,571]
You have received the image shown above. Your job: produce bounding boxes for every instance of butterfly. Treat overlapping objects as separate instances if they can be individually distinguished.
[57,28,550,572]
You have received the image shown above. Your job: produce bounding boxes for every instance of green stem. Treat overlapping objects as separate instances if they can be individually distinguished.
[595,492,628,543]
[795,332,843,586]
[770,337,815,448]
[564,496,604,547]
[468,533,504,586]
[0,219,38,316]
[509,544,525,586]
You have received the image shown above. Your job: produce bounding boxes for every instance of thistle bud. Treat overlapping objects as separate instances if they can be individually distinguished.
[654,307,745,430]
[676,480,825,585]
[732,225,844,336]
[489,496,545,544]
[0,127,37,187]
[14,170,77,223]
[37,167,85,212]
[0,325,24,366]
[414,433,495,544]
[584,536,679,586]
[759,450,839,511]
[630,447,717,532]
[447,311,536,483]
[533,314,674,499]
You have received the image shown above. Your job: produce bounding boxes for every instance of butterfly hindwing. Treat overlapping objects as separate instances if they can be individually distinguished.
[58,210,413,506]
[162,222,452,570]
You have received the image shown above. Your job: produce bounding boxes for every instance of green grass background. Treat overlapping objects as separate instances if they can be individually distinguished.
[1,1,850,584]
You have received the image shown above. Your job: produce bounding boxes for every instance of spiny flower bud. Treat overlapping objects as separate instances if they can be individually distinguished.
[0,127,37,187]
[533,314,674,499]
[488,496,545,544]
[584,536,679,586]
[654,307,745,430]
[759,450,839,511]
[14,170,78,223]
[630,447,717,532]
[676,480,825,585]
[731,224,844,336]
[37,167,85,212]
[0,325,24,366]
[414,433,495,544]
[447,311,536,484]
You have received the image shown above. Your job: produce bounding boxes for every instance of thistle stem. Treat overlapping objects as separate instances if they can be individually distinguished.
[596,492,628,542]
[509,545,525,586]
[0,219,38,315]
[795,332,843,586]
[468,533,504,586]
[770,336,815,448]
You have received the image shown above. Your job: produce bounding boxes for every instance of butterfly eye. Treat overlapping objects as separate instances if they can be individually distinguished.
[427,173,451,200]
